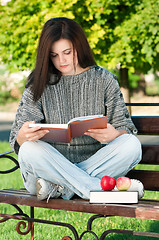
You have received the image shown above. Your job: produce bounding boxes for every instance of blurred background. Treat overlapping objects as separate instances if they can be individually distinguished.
[0,0,159,142]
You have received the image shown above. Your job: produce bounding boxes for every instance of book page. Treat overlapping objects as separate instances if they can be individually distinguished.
[29,123,68,129]
[29,115,104,129]
[68,114,104,124]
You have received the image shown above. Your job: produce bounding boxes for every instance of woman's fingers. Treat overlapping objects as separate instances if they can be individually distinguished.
[17,121,49,146]
[26,129,49,141]
[84,124,120,143]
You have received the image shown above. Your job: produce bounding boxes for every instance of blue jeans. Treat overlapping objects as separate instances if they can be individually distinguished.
[18,134,142,200]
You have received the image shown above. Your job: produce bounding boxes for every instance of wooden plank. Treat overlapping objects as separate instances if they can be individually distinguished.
[126,170,159,191]
[140,145,159,164]
[131,116,159,134]
[126,103,159,106]
[0,189,159,221]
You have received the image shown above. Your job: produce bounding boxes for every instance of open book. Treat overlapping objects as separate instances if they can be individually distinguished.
[29,115,107,143]
[90,190,138,204]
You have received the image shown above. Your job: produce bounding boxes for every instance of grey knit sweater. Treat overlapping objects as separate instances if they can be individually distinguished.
[9,66,137,163]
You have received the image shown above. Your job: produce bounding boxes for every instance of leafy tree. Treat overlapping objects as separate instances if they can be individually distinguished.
[71,0,159,101]
[0,0,159,102]
[106,0,159,72]
[102,0,159,101]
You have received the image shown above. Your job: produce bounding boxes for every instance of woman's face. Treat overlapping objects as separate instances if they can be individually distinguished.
[50,38,82,75]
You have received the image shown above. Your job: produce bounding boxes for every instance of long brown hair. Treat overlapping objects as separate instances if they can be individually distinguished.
[27,17,96,101]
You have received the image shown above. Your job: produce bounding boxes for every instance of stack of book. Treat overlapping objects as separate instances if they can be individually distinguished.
[89,190,138,204]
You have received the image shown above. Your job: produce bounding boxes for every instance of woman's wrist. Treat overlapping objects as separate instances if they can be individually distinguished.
[117,129,128,137]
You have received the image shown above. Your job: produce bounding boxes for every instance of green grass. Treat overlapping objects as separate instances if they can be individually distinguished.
[0,141,159,240]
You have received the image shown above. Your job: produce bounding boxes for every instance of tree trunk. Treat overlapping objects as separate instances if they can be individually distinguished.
[132,72,146,96]
[138,73,146,96]
[120,68,131,114]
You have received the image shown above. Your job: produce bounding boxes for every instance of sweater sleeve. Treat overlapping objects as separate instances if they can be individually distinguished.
[103,70,137,134]
[9,87,45,154]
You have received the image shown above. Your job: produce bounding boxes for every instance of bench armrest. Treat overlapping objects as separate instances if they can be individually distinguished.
[0,150,19,174]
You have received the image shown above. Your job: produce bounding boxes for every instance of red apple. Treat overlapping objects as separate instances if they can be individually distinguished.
[100,176,116,191]
[116,177,131,191]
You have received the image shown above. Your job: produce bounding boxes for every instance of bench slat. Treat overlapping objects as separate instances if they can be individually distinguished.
[141,145,159,164]
[0,189,159,221]
[126,170,159,191]
[131,116,159,134]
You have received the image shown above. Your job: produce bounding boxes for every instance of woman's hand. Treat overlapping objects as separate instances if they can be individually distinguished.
[84,123,128,144]
[17,121,49,146]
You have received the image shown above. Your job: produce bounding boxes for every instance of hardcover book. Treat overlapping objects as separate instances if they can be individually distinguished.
[89,190,138,204]
[29,115,107,143]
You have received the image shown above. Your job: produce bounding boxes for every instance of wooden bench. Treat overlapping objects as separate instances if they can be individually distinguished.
[0,103,159,240]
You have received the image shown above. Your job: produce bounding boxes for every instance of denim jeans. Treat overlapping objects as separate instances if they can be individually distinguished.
[18,134,142,200]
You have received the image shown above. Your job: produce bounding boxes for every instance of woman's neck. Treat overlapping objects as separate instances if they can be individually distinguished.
[62,66,90,76]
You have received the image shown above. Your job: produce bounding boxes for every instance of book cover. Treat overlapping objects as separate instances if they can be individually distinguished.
[29,115,107,143]
[89,190,138,204]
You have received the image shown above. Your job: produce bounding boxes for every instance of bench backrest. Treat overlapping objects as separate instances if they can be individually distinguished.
[126,103,159,191]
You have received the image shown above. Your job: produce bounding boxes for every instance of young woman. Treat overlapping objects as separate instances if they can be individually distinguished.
[10,17,142,201]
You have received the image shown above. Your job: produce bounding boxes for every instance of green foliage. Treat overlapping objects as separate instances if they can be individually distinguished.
[106,0,159,73]
[0,0,159,76]
[0,65,26,103]
[128,72,140,89]
[0,75,12,104]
